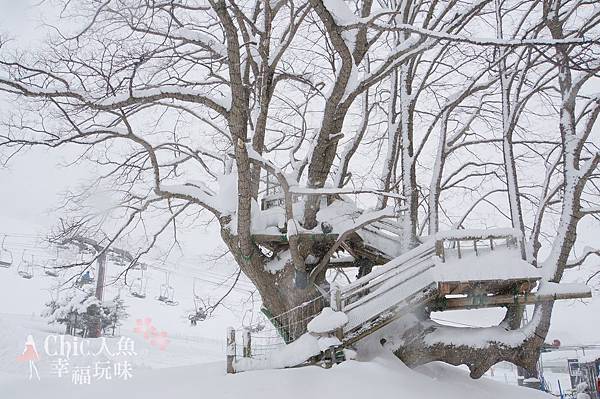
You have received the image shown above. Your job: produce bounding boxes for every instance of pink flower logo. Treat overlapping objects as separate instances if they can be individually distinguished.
[134,318,169,350]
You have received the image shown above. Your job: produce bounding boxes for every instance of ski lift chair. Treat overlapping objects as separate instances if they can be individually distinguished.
[76,270,94,286]
[43,259,60,278]
[248,320,266,333]
[130,272,147,299]
[44,248,61,277]
[134,262,147,271]
[114,257,126,267]
[130,284,146,299]
[242,309,266,333]
[56,243,70,250]
[188,308,207,326]
[157,284,178,306]
[17,253,34,279]
[156,272,178,306]
[189,280,208,325]
[0,235,13,268]
[80,246,95,256]
[44,267,60,277]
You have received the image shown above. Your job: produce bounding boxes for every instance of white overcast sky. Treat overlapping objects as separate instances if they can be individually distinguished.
[0,1,76,233]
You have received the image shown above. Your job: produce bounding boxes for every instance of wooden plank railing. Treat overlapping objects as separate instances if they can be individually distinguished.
[333,229,526,345]
[434,231,524,263]
[340,242,435,310]
[338,241,436,311]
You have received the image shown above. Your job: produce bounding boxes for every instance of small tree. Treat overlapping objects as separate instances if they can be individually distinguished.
[43,287,128,337]
[103,296,128,336]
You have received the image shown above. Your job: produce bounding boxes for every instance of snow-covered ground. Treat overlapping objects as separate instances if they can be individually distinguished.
[0,315,554,399]
[0,155,597,398]
[0,266,572,399]
[1,217,596,398]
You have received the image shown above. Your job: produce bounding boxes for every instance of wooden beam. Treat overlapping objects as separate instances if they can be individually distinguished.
[326,260,357,268]
[438,279,539,296]
[251,232,340,244]
[444,290,592,310]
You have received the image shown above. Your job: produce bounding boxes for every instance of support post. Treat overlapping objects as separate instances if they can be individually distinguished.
[226,327,236,374]
[95,251,107,301]
[243,328,252,358]
[87,250,107,339]
[457,240,462,259]
[435,240,445,262]
[330,285,342,311]
[519,237,527,261]
[330,285,343,340]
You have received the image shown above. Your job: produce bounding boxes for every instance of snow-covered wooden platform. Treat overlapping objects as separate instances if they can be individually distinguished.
[331,229,591,346]
[242,196,592,371]
[228,227,592,373]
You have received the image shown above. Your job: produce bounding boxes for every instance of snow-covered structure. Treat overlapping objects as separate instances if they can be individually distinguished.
[229,225,591,373]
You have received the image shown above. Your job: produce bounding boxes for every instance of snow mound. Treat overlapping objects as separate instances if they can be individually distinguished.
[235,333,321,372]
[1,350,553,399]
[307,307,348,334]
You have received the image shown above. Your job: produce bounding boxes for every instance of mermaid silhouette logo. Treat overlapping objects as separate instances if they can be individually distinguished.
[17,334,40,380]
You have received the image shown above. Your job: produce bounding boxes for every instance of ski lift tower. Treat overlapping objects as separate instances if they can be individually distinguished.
[56,234,137,337]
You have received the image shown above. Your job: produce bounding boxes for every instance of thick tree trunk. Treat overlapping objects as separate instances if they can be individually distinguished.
[428,114,448,235]
[393,302,553,378]
[220,226,322,336]
[399,66,420,251]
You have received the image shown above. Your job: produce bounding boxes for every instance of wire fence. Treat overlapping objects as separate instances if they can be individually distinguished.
[229,294,328,364]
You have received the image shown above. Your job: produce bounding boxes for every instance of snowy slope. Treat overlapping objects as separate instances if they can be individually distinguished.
[1,347,553,399]
[0,270,553,399]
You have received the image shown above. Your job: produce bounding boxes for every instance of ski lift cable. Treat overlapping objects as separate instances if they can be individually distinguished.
[148,263,255,294]
[0,231,246,281]
[147,257,255,290]
[0,232,257,293]
[149,266,254,294]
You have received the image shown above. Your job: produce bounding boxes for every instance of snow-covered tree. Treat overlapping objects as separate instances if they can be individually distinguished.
[1,0,599,377]
[43,287,128,337]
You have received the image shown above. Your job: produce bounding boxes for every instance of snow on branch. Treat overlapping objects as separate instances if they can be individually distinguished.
[566,246,600,268]
[309,207,397,282]
[342,14,600,48]
[155,183,222,216]
[581,206,600,215]
[535,281,591,298]
[0,78,231,114]
[424,308,544,349]
[321,0,359,25]
[154,27,228,59]
[435,228,522,241]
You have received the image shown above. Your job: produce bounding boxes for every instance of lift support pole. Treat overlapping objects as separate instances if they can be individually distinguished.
[95,251,107,302]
